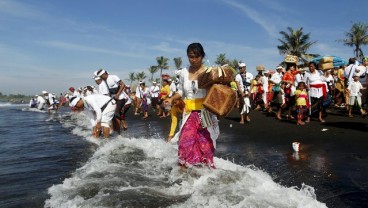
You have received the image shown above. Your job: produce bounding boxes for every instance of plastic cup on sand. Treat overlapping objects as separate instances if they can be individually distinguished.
[292,142,300,152]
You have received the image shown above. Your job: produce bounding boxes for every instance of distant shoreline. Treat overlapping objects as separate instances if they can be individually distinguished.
[0,98,30,104]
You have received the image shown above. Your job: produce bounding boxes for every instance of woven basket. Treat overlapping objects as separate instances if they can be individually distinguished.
[203,84,237,116]
[284,55,299,64]
[198,66,234,89]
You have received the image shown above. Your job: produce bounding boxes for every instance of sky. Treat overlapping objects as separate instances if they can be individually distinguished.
[0,0,367,95]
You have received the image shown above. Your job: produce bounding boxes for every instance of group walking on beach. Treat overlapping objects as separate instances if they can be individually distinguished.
[30,43,368,170]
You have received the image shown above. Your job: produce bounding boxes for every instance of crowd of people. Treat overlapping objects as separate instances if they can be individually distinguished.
[231,57,368,126]
[29,43,368,169]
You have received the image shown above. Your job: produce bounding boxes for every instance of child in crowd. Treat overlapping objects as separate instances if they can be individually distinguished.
[347,75,367,117]
[251,75,264,109]
[294,82,309,125]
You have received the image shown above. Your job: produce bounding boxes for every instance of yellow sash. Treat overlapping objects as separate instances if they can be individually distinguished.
[184,98,205,113]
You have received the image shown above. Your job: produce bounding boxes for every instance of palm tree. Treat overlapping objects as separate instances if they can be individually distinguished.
[337,22,368,60]
[135,71,147,83]
[228,59,240,76]
[156,56,170,84]
[126,72,136,86]
[173,57,182,69]
[277,27,317,64]
[215,53,229,66]
[229,59,240,70]
[147,66,158,82]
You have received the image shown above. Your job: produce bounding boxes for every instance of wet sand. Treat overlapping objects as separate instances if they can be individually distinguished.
[132,107,368,208]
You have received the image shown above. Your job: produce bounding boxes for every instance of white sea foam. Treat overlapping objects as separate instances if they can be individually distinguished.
[45,111,327,208]
[0,102,12,107]
[21,107,47,113]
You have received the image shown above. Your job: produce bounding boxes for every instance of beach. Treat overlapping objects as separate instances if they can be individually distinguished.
[0,102,367,207]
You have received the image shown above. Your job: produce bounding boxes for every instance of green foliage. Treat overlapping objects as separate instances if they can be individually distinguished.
[148,66,159,82]
[277,27,317,64]
[337,22,368,60]
[215,53,229,66]
[173,57,182,69]
[156,56,170,84]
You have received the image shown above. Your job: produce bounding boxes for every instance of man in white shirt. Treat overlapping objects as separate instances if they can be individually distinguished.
[235,62,251,123]
[94,77,109,96]
[42,91,58,114]
[168,78,177,97]
[295,67,307,87]
[29,97,37,108]
[344,58,363,87]
[69,94,116,138]
[149,81,160,113]
[135,81,143,115]
[241,63,254,92]
[36,94,46,110]
[96,69,126,134]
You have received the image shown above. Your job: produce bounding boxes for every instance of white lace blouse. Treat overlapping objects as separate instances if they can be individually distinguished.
[177,67,207,99]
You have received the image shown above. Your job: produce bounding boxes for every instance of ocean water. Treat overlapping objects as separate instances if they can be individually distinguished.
[0,102,364,207]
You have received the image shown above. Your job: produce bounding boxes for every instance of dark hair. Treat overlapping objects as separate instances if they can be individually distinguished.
[348,57,356,65]
[297,81,306,88]
[309,61,317,68]
[286,63,296,71]
[187,43,205,58]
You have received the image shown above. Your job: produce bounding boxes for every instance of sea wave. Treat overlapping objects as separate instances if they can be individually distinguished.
[45,111,327,208]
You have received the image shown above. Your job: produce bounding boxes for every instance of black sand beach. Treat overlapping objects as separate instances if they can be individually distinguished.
[137,107,368,208]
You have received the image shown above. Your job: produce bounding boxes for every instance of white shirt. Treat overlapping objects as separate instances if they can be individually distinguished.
[295,72,306,86]
[262,75,268,93]
[303,70,328,98]
[45,93,56,105]
[150,85,160,98]
[169,82,177,97]
[37,95,46,104]
[29,98,37,107]
[83,94,112,122]
[348,81,363,96]
[135,86,143,98]
[105,74,121,89]
[235,74,244,92]
[243,71,254,86]
[344,64,360,86]
[270,72,283,85]
[97,80,109,95]
[177,68,206,99]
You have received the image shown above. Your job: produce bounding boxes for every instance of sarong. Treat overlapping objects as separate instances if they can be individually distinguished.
[178,111,215,168]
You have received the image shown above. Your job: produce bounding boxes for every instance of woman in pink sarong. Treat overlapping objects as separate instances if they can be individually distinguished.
[165,43,219,168]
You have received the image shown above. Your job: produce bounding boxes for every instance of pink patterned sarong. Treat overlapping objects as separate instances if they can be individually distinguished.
[178,111,215,168]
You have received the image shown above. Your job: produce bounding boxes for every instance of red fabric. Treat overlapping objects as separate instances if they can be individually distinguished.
[178,112,215,168]
[310,83,327,99]
[298,94,310,108]
[282,72,295,84]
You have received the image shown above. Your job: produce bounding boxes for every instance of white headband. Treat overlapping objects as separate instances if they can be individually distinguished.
[97,69,106,77]
[70,97,81,107]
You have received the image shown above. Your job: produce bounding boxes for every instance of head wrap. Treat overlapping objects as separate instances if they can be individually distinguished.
[97,69,106,77]
[69,96,81,107]
[238,63,246,68]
